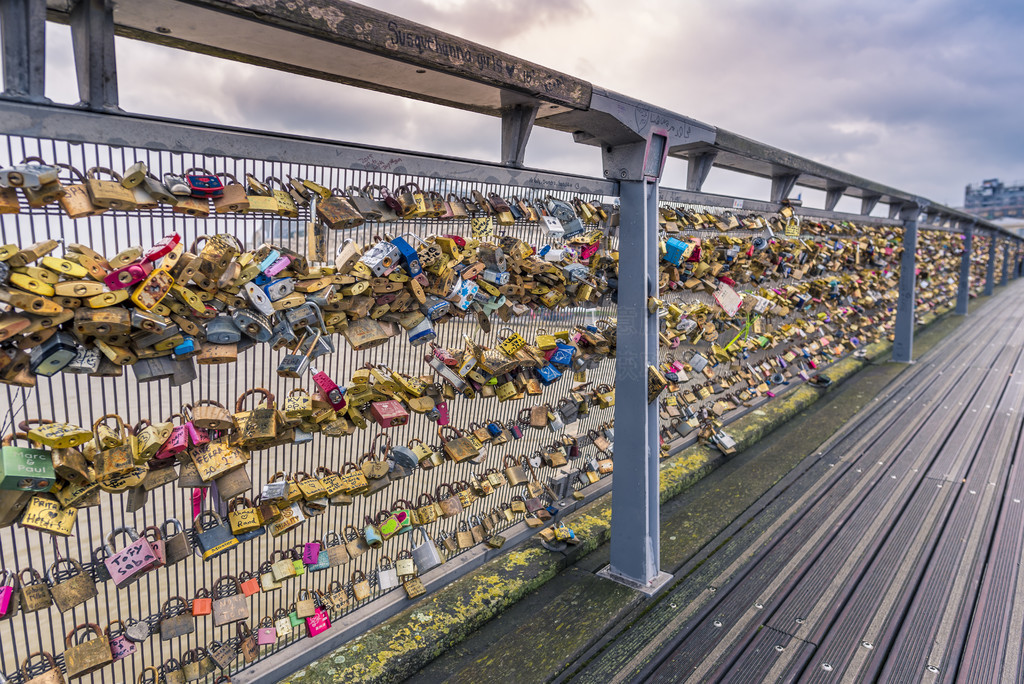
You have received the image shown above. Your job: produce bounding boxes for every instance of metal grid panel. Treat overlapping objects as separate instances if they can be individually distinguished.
[0,135,615,683]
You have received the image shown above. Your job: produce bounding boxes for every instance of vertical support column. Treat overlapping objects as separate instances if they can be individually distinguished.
[892,205,920,363]
[955,222,974,315]
[985,235,997,296]
[70,0,120,111]
[1,0,49,102]
[1002,240,1010,286]
[602,177,666,592]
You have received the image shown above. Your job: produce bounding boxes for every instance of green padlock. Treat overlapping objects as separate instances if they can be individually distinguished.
[288,602,302,628]
[0,433,55,491]
[291,548,305,577]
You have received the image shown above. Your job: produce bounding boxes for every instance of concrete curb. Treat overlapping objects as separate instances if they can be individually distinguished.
[284,303,958,684]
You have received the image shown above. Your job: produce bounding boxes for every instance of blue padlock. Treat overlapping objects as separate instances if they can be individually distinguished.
[536,364,562,385]
[407,317,436,346]
[487,422,503,437]
[420,295,449,321]
[663,237,691,266]
[549,342,575,368]
[173,337,198,357]
[252,272,271,287]
[257,249,281,273]
[235,525,266,544]
[390,236,423,278]
[507,420,523,440]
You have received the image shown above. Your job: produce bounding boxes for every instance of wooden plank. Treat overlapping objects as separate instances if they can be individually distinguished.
[574,299,1006,683]
[874,345,1024,682]
[641,300,1018,681]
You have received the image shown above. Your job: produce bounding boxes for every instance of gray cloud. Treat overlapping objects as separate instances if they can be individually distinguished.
[26,0,1024,209]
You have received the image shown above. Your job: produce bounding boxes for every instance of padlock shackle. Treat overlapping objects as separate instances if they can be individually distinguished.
[20,651,61,679]
[214,574,242,597]
[1,431,42,448]
[370,431,393,457]
[236,387,275,413]
[86,166,124,182]
[64,622,103,648]
[91,413,127,445]
[105,525,141,550]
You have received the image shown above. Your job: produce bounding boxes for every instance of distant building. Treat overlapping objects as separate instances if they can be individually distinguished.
[964,178,1024,220]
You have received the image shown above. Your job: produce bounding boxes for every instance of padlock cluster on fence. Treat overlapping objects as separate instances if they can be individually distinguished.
[0,147,986,684]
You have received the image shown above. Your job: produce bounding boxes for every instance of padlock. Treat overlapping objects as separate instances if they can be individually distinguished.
[85,167,136,209]
[277,330,320,378]
[106,619,136,661]
[0,433,54,491]
[184,167,224,197]
[266,176,299,217]
[103,526,158,588]
[212,575,249,626]
[62,624,112,679]
[46,558,96,613]
[212,172,249,213]
[360,240,401,277]
[18,568,52,613]
[194,511,238,560]
[377,557,401,591]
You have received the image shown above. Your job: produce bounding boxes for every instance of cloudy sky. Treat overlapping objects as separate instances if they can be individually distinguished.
[33,0,1024,211]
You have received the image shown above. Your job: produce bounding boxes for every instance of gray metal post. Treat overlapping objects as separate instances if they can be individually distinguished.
[985,235,997,296]
[1,0,49,102]
[70,0,120,111]
[955,221,974,315]
[892,204,921,363]
[603,177,667,592]
[1002,241,1010,286]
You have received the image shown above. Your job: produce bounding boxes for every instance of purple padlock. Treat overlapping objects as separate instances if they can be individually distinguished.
[263,254,292,277]
[302,542,321,566]
[435,400,450,426]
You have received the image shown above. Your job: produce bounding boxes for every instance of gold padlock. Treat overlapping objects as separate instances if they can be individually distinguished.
[85,167,136,210]
[267,176,299,218]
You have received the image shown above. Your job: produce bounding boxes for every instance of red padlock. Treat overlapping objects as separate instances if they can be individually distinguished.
[239,570,261,597]
[370,400,409,428]
[104,260,153,290]
[311,367,346,410]
[141,233,181,264]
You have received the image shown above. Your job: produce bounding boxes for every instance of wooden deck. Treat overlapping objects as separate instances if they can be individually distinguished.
[573,282,1024,683]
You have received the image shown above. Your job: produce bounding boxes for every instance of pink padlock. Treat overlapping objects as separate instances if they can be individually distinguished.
[257,618,277,645]
[154,413,188,460]
[104,260,153,290]
[435,400,450,426]
[580,240,601,261]
[312,368,346,410]
[107,620,137,661]
[302,542,321,566]
[142,525,166,568]
[0,570,14,614]
[103,527,158,588]
[306,606,331,637]
[183,407,210,447]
